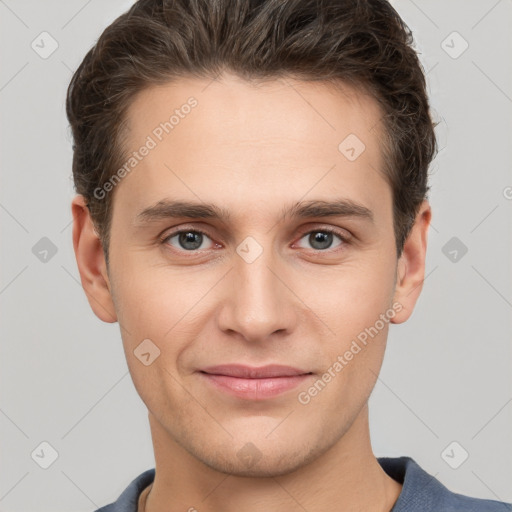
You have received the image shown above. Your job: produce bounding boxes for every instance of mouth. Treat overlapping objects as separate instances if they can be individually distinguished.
[198,364,314,400]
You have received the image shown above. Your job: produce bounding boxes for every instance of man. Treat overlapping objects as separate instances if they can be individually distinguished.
[67,0,511,510]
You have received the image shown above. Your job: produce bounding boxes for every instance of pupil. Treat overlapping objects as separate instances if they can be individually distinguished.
[177,231,333,251]
[180,232,202,250]
[310,231,332,250]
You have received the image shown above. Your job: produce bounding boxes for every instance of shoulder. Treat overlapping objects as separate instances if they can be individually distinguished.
[92,468,155,512]
[377,456,511,512]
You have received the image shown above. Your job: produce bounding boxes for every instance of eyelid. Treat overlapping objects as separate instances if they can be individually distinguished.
[295,224,352,242]
[159,223,352,253]
[159,226,216,246]
[291,226,352,254]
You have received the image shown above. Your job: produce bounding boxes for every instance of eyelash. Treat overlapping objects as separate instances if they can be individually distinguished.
[159,226,351,255]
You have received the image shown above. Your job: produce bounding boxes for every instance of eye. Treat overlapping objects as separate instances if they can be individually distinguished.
[159,226,350,255]
[161,229,215,251]
[295,228,349,251]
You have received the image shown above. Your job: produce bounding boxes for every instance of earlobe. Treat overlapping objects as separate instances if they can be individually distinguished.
[390,200,432,325]
[71,195,117,323]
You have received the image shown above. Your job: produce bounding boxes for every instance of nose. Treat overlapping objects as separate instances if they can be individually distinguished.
[216,240,298,344]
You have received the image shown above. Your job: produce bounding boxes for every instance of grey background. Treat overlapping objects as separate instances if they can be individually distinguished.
[1,0,511,510]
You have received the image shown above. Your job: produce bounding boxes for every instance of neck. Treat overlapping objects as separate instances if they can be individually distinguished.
[143,404,402,512]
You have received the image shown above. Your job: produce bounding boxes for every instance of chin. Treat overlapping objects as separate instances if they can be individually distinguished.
[184,433,324,478]
[200,448,313,478]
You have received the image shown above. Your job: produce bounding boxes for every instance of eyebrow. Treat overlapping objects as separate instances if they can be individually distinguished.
[135,197,374,225]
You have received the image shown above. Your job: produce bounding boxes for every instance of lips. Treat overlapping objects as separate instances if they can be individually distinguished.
[200,364,311,378]
[198,364,314,400]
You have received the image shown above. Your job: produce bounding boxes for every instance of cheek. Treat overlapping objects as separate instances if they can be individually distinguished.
[299,258,395,392]
[116,278,173,340]
[300,293,392,424]
[111,262,220,368]
[297,258,395,335]
[110,269,202,413]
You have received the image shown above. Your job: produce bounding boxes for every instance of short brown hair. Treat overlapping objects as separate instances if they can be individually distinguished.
[66,0,437,265]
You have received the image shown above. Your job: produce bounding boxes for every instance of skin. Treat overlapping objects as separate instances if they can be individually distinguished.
[72,71,431,512]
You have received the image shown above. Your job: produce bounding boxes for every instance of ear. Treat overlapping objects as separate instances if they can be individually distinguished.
[71,194,117,323]
[390,200,432,324]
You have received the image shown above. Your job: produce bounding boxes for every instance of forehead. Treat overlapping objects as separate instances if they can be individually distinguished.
[125,72,384,150]
[114,72,390,225]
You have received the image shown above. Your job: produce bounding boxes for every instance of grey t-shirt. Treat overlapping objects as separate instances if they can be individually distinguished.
[94,456,511,511]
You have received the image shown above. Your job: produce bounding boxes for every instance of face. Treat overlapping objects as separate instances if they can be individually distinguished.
[74,72,430,478]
